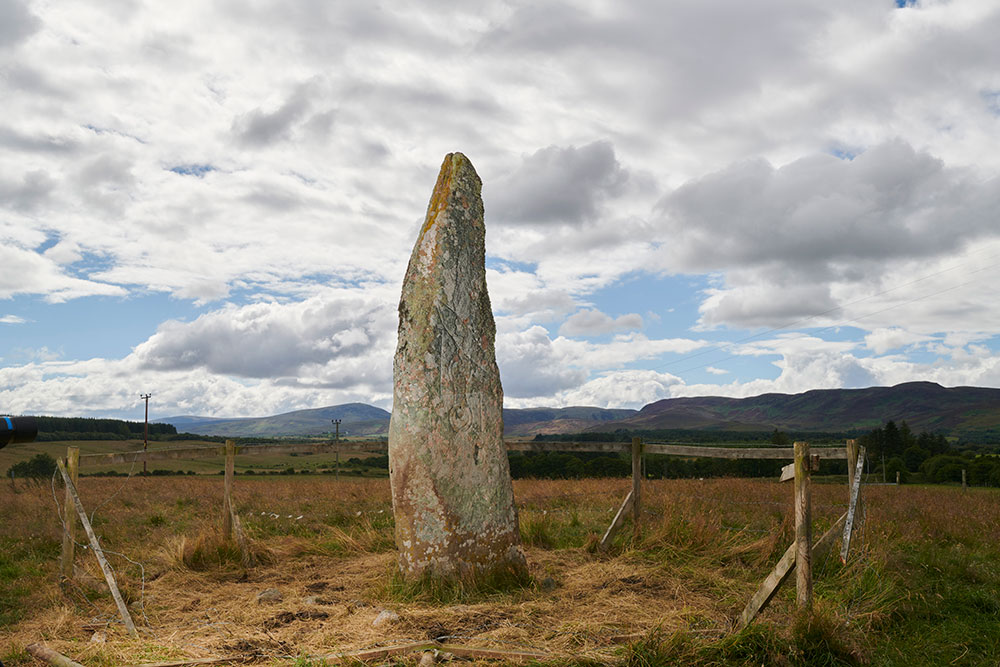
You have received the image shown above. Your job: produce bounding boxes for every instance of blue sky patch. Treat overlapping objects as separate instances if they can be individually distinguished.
[0,293,195,368]
[168,164,217,178]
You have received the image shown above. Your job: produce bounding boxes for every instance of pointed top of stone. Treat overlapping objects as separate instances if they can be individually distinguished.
[420,152,483,235]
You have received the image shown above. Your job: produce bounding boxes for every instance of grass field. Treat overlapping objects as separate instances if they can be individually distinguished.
[2,471,998,666]
[1,440,387,477]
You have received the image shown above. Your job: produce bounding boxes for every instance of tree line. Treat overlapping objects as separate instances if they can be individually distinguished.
[857,420,1000,486]
[33,416,177,441]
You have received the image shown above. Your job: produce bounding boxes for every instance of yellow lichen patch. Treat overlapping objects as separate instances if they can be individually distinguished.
[421,153,463,235]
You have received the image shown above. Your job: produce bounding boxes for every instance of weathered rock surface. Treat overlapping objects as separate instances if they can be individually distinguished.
[389,152,526,581]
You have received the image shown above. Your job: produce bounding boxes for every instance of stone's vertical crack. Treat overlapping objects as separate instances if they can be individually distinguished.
[388,153,526,582]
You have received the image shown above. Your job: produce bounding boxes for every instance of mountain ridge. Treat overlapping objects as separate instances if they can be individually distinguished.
[595,381,1000,435]
[163,382,1000,439]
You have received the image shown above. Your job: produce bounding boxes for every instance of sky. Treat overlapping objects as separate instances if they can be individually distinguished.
[2,0,1000,422]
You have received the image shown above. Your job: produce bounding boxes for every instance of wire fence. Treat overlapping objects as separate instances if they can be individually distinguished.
[42,439,872,664]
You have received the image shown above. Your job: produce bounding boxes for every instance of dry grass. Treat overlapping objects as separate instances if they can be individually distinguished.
[2,475,999,665]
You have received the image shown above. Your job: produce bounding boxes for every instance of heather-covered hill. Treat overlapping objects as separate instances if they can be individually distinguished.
[590,382,1000,438]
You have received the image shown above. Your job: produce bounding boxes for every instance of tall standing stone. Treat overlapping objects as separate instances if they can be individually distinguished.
[389,153,526,582]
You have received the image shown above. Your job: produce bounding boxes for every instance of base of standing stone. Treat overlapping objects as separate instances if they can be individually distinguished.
[389,557,531,599]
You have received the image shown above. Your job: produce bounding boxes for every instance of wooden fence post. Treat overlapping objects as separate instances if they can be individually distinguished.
[60,446,79,580]
[962,468,967,491]
[845,439,858,502]
[841,445,866,563]
[632,437,642,540]
[56,459,138,636]
[794,441,812,611]
[223,440,235,540]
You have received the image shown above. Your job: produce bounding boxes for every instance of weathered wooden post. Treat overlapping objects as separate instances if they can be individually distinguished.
[389,153,526,583]
[846,439,858,501]
[26,643,87,667]
[794,441,812,611]
[223,440,235,540]
[962,468,967,491]
[632,437,642,540]
[841,445,866,563]
[60,446,79,580]
[56,459,138,636]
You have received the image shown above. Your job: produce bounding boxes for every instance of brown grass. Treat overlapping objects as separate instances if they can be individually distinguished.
[2,475,999,665]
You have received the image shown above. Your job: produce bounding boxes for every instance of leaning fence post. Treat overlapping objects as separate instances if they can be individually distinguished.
[60,446,79,580]
[794,441,812,611]
[841,445,866,563]
[56,459,138,636]
[846,439,858,502]
[632,437,642,540]
[223,440,235,540]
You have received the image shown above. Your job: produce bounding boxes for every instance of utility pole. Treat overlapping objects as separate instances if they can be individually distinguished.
[140,393,152,474]
[332,419,341,481]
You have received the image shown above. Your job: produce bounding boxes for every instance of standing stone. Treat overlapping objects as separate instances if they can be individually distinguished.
[389,152,526,582]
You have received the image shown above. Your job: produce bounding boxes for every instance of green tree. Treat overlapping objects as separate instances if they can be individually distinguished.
[770,428,791,446]
[7,453,58,482]
[902,446,929,472]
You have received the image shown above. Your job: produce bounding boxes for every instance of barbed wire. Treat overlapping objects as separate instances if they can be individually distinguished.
[48,466,154,634]
[88,450,142,524]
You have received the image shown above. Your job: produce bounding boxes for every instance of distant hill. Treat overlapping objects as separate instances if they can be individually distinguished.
[165,404,635,438]
[589,382,1000,437]
[503,406,636,436]
[164,383,1000,440]
[165,403,391,438]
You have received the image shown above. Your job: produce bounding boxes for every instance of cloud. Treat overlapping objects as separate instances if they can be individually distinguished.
[133,291,396,383]
[1,0,999,420]
[657,141,1000,276]
[0,315,26,324]
[480,0,832,121]
[232,80,319,147]
[556,369,683,409]
[496,326,589,398]
[0,170,55,212]
[0,0,40,49]
[497,324,705,402]
[558,308,643,337]
[864,327,932,354]
[0,245,126,302]
[490,141,629,226]
[652,140,1000,330]
[697,283,841,330]
[0,126,78,153]
[0,357,394,419]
